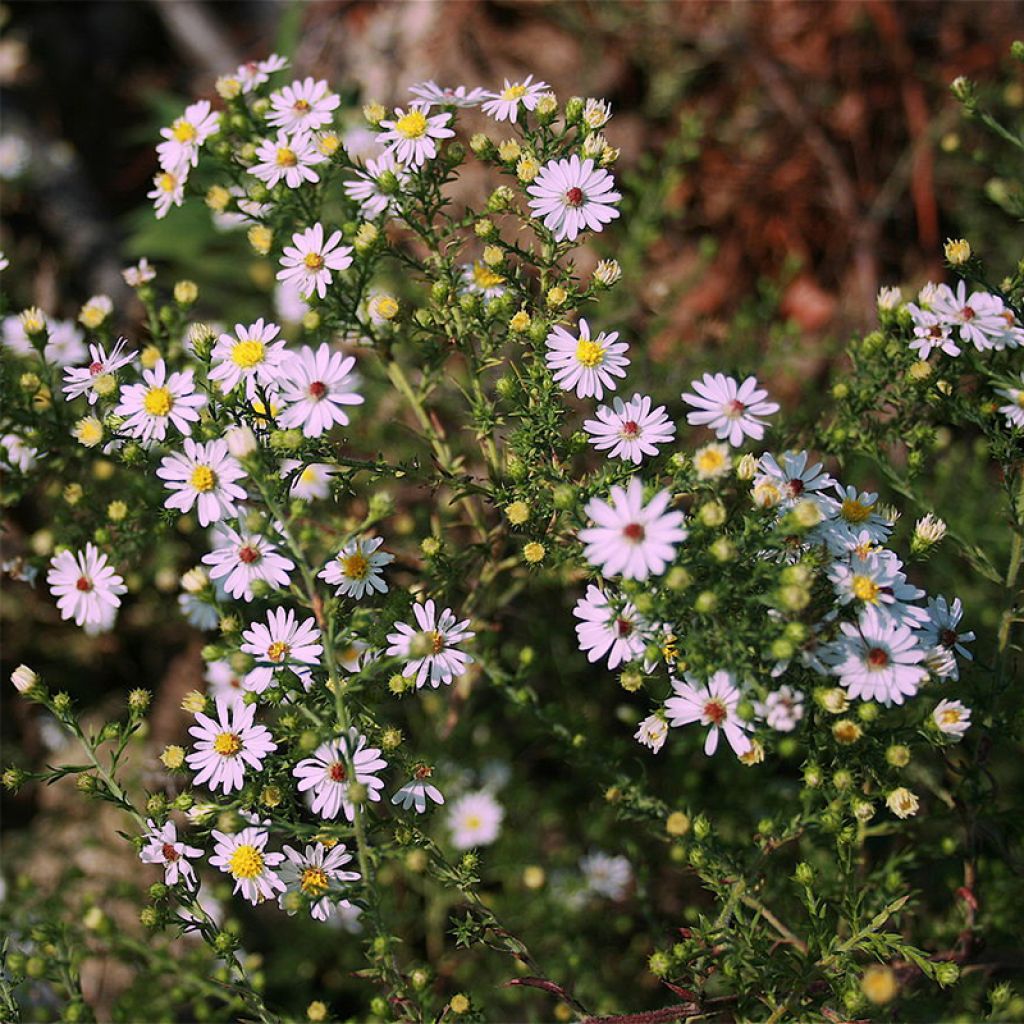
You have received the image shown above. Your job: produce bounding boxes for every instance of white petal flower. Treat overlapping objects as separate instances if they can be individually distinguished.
[209,318,288,398]
[319,537,393,599]
[544,318,629,401]
[481,75,549,122]
[378,108,454,168]
[157,99,220,172]
[139,819,203,887]
[63,337,136,405]
[583,393,675,464]
[209,825,285,905]
[186,696,278,794]
[682,373,779,447]
[385,599,475,688]
[201,522,294,601]
[573,584,647,669]
[156,439,248,527]
[115,359,206,443]
[277,223,353,299]
[47,543,127,628]
[665,670,753,758]
[250,130,326,189]
[277,343,363,437]
[526,154,621,242]
[267,77,340,134]
[293,729,387,822]
[278,842,360,922]
[391,767,444,814]
[448,791,503,849]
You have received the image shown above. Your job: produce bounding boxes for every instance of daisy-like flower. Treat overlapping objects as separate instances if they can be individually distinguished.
[931,280,1008,351]
[149,168,185,219]
[42,320,87,366]
[157,99,220,172]
[186,696,277,794]
[583,393,675,464]
[754,451,834,507]
[236,54,289,93]
[277,343,363,437]
[461,261,506,299]
[754,685,805,732]
[916,595,974,680]
[208,319,288,398]
[665,671,753,758]
[157,439,248,527]
[825,605,925,705]
[279,842,360,922]
[634,714,668,753]
[343,151,409,218]
[115,359,206,443]
[694,442,732,481]
[391,765,445,814]
[544,318,629,400]
[932,698,971,739]
[277,223,353,300]
[122,258,156,287]
[907,304,960,359]
[293,729,387,821]
[1,433,39,472]
[209,826,285,905]
[481,75,549,122]
[201,522,294,601]
[448,791,504,850]
[378,107,454,168]
[205,659,251,707]
[47,544,127,628]
[580,851,632,901]
[267,77,340,134]
[241,607,323,692]
[250,130,326,189]
[828,546,926,625]
[579,478,687,581]
[817,485,893,550]
[573,584,647,669]
[319,537,394,599]
[63,337,136,405]
[139,819,203,887]
[280,459,335,500]
[526,155,621,243]
[682,373,779,447]
[408,81,486,109]
[385,599,475,688]
[996,373,1024,429]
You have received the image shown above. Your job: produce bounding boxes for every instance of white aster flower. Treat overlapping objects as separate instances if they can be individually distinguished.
[343,151,409,218]
[448,790,504,850]
[580,851,632,900]
[41,319,87,366]
[391,766,445,814]
[754,451,834,507]
[277,223,353,300]
[378,107,454,168]
[754,685,805,732]
[139,819,203,887]
[115,358,206,442]
[907,304,960,359]
[319,537,393,599]
[573,584,647,669]
[250,130,325,188]
[682,373,779,447]
[293,729,387,821]
[385,600,475,688]
[932,698,971,739]
[996,373,1024,429]
[236,54,289,93]
[267,77,340,134]
[876,285,902,311]
[828,546,926,625]
[579,478,687,581]
[63,337,136,404]
[816,485,893,551]
[634,714,668,753]
[931,280,1008,351]
[78,294,113,328]
[545,318,629,400]
[201,522,294,601]
[408,81,486,109]
[665,670,753,758]
[916,596,974,680]
[481,75,549,122]
[583,393,675,464]
[281,459,335,500]
[277,343,363,437]
[209,825,285,905]
[208,318,288,398]
[241,607,323,693]
[149,168,186,219]
[186,696,277,794]
[1,433,39,472]
[157,439,247,527]
[157,99,220,172]
[526,155,621,243]
[461,261,506,299]
[279,842,360,922]
[47,543,127,628]
[204,659,251,707]
[122,258,156,287]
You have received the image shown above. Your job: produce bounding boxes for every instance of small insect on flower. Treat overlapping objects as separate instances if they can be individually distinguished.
[278,842,360,922]
[293,729,388,821]
[481,75,550,122]
[156,438,248,527]
[186,696,278,794]
[573,584,648,669]
[448,790,504,850]
[391,766,445,814]
[665,671,753,758]
[378,107,455,168]
[115,358,206,443]
[277,223,353,300]
[385,599,475,688]
[579,478,687,581]
[209,318,289,399]
[139,819,203,887]
[526,154,621,243]
[63,337,136,405]
[209,825,285,905]
[583,393,676,464]
[267,78,340,134]
[319,537,394,599]
[47,544,127,629]
[202,522,295,601]
[545,318,629,401]
[682,373,779,448]
[277,343,363,438]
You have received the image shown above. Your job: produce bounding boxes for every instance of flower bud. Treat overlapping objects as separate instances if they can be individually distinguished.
[248,225,273,255]
[943,238,971,265]
[861,965,899,1005]
[363,101,386,125]
[11,664,38,694]
[224,424,257,458]
[181,567,209,594]
[160,745,186,770]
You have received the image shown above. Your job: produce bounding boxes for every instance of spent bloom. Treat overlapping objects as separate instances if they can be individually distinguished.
[277,223,353,300]
[634,714,668,753]
[277,343,363,437]
[47,544,127,629]
[319,537,394,599]
[186,696,278,794]
[583,394,676,464]
[139,819,203,887]
[156,439,248,527]
[526,154,621,242]
[386,600,475,688]
[665,671,753,758]
[293,730,388,821]
[545,318,629,400]
[682,373,779,447]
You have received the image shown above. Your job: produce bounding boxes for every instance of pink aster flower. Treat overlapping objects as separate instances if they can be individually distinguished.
[186,696,278,794]
[385,599,475,688]
[276,223,353,300]
[293,729,388,822]
[665,671,753,758]
[682,373,779,447]
[139,819,203,887]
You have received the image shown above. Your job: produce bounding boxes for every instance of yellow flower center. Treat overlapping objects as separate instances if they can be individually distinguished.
[472,263,504,290]
[464,814,482,830]
[300,867,330,897]
[300,466,318,484]
[156,172,177,193]
[941,708,962,725]
[1015,392,1024,409]
[228,843,264,879]
[276,147,298,167]
[190,465,217,492]
[501,84,528,101]
[851,575,880,602]
[303,252,325,270]
[172,120,198,143]
[575,337,605,368]
[143,386,173,416]
[213,731,241,756]
[341,552,370,580]
[696,449,726,474]
[232,339,265,368]
[267,640,290,663]
[395,110,428,139]
[841,498,873,523]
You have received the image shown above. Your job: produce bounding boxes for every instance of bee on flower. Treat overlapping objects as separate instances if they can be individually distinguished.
[319,537,394,599]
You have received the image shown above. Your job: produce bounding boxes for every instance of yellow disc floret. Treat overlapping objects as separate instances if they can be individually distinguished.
[276,147,298,167]
[395,110,428,139]
[841,498,874,523]
[300,867,330,898]
[851,575,880,602]
[190,465,217,493]
[172,119,198,143]
[228,843,264,879]
[472,263,505,291]
[143,386,173,417]
[213,731,242,757]
[232,339,265,368]
[267,640,291,663]
[575,337,605,368]
[501,84,528,101]
[341,552,370,580]
[304,252,325,270]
